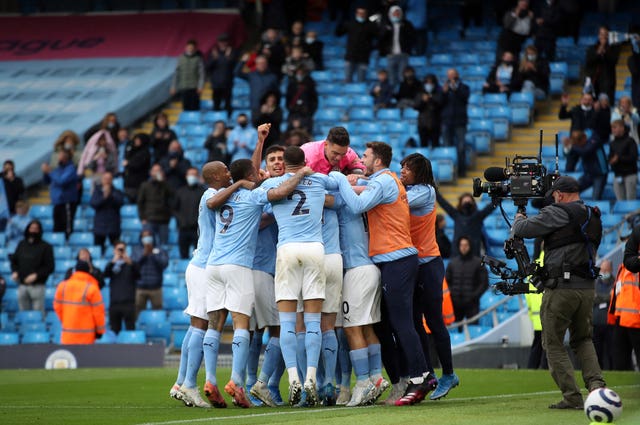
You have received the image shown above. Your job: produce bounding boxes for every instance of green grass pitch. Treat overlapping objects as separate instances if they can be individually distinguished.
[0,368,638,425]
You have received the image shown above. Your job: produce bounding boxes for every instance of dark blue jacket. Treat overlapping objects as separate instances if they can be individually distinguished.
[131,245,168,290]
[441,80,470,127]
[235,64,279,114]
[44,161,78,205]
[565,135,609,177]
[90,185,125,236]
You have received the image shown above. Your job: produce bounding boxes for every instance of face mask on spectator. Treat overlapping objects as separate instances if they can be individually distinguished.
[424,83,434,93]
[238,120,248,128]
[527,54,536,61]
[154,172,163,181]
[64,142,73,150]
[107,122,115,129]
[296,74,304,82]
[356,16,365,23]
[27,231,41,242]
[601,272,612,280]
[186,175,199,186]
[390,15,401,23]
[305,37,314,44]
[141,236,154,245]
[581,104,592,111]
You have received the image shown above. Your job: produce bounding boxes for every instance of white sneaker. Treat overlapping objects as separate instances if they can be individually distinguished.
[250,380,277,407]
[366,377,390,404]
[336,385,351,406]
[384,378,409,406]
[179,385,211,408]
[170,384,185,402]
[346,380,374,407]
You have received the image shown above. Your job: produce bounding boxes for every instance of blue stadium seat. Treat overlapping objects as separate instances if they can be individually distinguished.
[356,122,382,134]
[116,330,146,344]
[431,147,458,167]
[480,291,501,310]
[467,119,494,153]
[343,83,368,95]
[45,232,67,246]
[402,108,419,120]
[465,65,489,82]
[168,309,190,329]
[121,217,143,232]
[100,287,110,308]
[143,321,171,345]
[185,124,209,138]
[0,332,20,345]
[350,94,374,107]
[457,53,479,65]
[408,56,427,67]
[449,331,466,345]
[1,288,19,313]
[323,96,351,109]
[467,105,485,120]
[45,311,60,328]
[55,259,76,273]
[136,310,167,328]
[315,108,343,123]
[612,200,640,215]
[0,261,11,274]
[376,108,401,121]
[120,204,138,218]
[184,149,207,166]
[486,106,511,140]
[19,322,47,335]
[430,53,453,66]
[509,92,534,126]
[311,70,334,82]
[31,205,53,220]
[163,287,188,310]
[468,325,492,339]
[588,200,611,215]
[0,312,9,331]
[171,259,191,273]
[172,329,188,347]
[349,108,375,121]
[199,99,213,110]
[177,111,201,124]
[22,331,50,344]
[483,93,508,107]
[600,214,622,228]
[385,121,410,135]
[317,82,342,95]
[14,310,43,325]
[162,272,180,287]
[468,93,484,106]
[549,62,568,95]
[68,232,93,247]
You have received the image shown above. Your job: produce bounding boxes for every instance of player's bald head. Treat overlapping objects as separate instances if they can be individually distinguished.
[202,161,226,184]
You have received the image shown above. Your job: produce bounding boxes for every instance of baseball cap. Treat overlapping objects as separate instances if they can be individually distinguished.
[545,176,580,197]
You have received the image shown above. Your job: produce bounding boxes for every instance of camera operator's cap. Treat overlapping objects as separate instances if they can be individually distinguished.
[545,176,580,197]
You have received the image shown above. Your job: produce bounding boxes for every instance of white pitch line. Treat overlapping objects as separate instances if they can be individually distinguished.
[135,385,640,425]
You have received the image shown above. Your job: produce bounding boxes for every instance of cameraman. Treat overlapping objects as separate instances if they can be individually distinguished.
[511,176,606,409]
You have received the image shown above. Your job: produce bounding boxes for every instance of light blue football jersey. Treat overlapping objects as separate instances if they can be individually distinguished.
[261,173,337,247]
[322,207,341,255]
[252,220,278,275]
[209,187,269,268]
[337,203,373,269]
[190,188,218,269]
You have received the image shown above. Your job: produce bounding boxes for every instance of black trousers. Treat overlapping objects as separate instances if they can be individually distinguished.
[528,330,548,369]
[419,126,440,148]
[452,299,480,328]
[179,228,198,259]
[612,325,640,371]
[109,303,136,334]
[593,324,614,370]
[53,202,78,238]
[181,89,200,111]
[94,233,120,255]
[212,86,232,115]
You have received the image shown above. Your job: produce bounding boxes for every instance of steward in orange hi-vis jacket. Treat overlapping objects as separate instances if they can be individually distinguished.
[54,260,106,344]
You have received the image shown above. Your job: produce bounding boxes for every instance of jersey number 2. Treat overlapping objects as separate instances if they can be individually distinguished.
[287,189,310,216]
[219,205,234,233]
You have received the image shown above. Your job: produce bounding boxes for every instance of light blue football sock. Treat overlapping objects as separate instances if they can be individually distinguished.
[258,337,281,383]
[321,330,338,386]
[304,312,322,383]
[230,329,250,385]
[350,348,370,382]
[336,327,352,388]
[203,329,221,385]
[268,350,285,387]
[175,326,193,385]
[368,343,383,378]
[278,312,297,370]
[296,331,307,383]
[183,328,205,388]
[247,330,263,387]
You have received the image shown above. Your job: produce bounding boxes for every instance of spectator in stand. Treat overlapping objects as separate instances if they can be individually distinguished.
[303,30,324,70]
[50,130,82,167]
[170,39,205,111]
[172,167,205,259]
[284,128,312,147]
[558,93,597,132]
[54,259,105,344]
[286,65,318,135]
[2,160,25,216]
[228,113,258,162]
[533,0,562,61]
[77,129,117,178]
[253,91,283,147]
[64,248,105,289]
[336,7,378,83]
[592,259,614,370]
[123,133,152,202]
[379,5,415,88]
[137,164,173,247]
[497,0,533,61]
[41,149,79,238]
[282,45,315,78]
[460,0,483,36]
[441,68,470,177]
[115,128,130,174]
[517,45,550,99]
[132,228,169,318]
[396,66,422,110]
[611,96,639,144]
[585,26,621,104]
[150,112,178,163]
[10,219,54,314]
[90,172,125,253]
[629,35,640,108]
[84,112,120,143]
[204,120,230,164]
[445,236,489,325]
[593,93,612,143]
[483,51,521,95]
[370,69,394,111]
[435,214,451,259]
[435,192,496,258]
[260,28,287,81]
[608,119,638,201]
[104,240,139,333]
[159,140,192,191]
[235,54,279,123]
[207,33,239,118]
[286,20,305,50]
[563,130,608,200]
[5,200,31,253]
[414,74,443,148]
